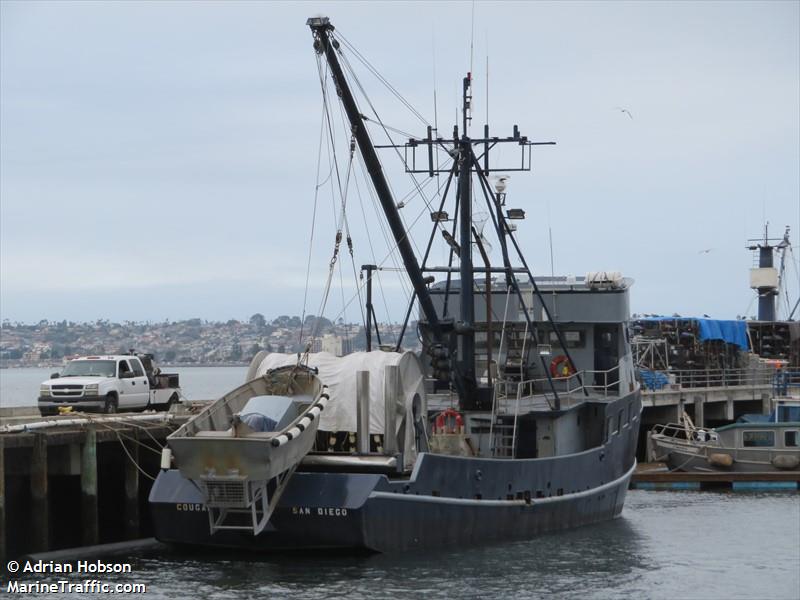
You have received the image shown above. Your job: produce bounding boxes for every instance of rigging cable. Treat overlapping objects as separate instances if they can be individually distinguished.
[329,83,411,328]
[314,131,356,343]
[307,54,358,349]
[299,60,332,346]
[336,40,441,225]
[321,177,449,329]
[320,32,471,340]
[335,46,417,311]
[335,32,430,127]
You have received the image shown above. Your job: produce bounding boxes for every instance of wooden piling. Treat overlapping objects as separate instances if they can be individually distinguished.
[81,428,98,546]
[124,442,140,539]
[30,433,49,552]
[0,436,6,564]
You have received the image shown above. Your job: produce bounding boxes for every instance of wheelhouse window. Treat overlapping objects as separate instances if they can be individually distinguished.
[785,431,799,447]
[618,410,625,431]
[546,329,584,349]
[742,430,775,447]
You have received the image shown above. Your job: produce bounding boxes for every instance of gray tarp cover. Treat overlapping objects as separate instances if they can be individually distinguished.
[253,351,426,469]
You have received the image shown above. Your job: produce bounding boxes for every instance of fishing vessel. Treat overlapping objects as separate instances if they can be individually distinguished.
[149,16,642,552]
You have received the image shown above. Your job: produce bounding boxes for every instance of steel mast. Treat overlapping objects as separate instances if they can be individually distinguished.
[456,73,477,403]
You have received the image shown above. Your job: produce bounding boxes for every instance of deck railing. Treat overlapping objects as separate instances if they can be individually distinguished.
[493,365,622,412]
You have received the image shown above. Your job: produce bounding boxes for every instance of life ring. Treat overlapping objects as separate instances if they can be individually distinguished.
[434,408,465,434]
[550,355,576,379]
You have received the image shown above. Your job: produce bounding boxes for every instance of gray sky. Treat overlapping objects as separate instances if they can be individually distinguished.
[1,1,798,325]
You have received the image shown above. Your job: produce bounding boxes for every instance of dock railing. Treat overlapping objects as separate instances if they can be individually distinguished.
[773,370,800,398]
[637,365,779,393]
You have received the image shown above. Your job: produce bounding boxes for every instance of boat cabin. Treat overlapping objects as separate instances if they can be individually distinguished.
[421,272,638,460]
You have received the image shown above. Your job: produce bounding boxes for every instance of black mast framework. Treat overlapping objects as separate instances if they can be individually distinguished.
[309,17,583,411]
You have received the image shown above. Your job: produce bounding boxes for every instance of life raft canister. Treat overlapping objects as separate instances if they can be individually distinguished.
[550,355,576,379]
[433,408,465,434]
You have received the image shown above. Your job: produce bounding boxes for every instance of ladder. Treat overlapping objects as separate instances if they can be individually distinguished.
[491,415,516,457]
[490,383,521,458]
[199,464,297,536]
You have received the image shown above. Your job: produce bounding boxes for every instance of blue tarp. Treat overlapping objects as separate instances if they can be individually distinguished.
[639,369,669,391]
[637,317,749,350]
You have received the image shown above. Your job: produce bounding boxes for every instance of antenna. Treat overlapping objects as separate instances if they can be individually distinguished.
[470,0,476,76]
[467,0,475,134]
[432,29,441,201]
[485,35,489,126]
[432,37,438,129]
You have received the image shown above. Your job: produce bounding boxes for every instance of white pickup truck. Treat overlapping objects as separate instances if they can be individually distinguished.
[38,354,181,415]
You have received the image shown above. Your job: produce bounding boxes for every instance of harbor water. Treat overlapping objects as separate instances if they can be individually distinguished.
[2,368,799,598]
[5,491,799,599]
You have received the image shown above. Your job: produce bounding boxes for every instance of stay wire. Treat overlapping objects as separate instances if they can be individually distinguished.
[335,31,429,127]
[338,47,445,270]
[300,57,331,346]
[322,178,441,329]
[334,99,368,333]
[309,59,355,347]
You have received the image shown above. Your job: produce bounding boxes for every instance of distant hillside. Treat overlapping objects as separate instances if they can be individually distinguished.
[0,314,419,367]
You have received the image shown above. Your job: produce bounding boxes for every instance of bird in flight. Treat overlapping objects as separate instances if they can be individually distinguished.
[698,248,714,254]
[614,106,633,120]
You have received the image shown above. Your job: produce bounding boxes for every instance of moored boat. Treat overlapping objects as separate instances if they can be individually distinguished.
[165,365,328,534]
[648,399,800,473]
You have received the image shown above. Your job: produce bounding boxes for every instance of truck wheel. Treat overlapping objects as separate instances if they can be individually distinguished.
[103,394,118,414]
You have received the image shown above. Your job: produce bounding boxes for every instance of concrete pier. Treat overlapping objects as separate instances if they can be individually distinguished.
[693,396,704,427]
[0,413,183,560]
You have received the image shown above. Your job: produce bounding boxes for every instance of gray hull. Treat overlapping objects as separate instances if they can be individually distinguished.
[150,392,640,552]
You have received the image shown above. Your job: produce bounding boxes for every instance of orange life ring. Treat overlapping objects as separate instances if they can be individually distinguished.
[434,408,465,434]
[550,355,576,379]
